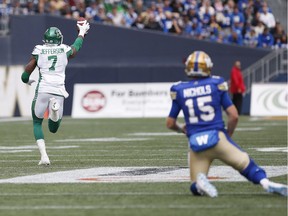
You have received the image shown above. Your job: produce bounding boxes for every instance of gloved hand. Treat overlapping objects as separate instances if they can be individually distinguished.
[77,20,90,37]
[27,79,36,86]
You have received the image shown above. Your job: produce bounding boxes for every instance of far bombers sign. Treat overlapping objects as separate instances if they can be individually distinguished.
[72,83,176,118]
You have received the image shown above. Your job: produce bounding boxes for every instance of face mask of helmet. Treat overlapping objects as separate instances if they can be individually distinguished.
[43,27,63,45]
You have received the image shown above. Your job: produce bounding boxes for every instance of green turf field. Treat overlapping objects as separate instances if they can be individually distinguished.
[0,116,287,216]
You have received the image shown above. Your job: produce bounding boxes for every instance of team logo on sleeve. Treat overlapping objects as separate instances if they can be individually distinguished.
[170,91,177,100]
[217,82,228,91]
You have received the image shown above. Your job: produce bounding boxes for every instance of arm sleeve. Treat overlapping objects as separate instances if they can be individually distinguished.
[71,37,83,52]
[221,91,233,110]
[218,80,233,110]
[168,100,181,118]
[168,85,181,118]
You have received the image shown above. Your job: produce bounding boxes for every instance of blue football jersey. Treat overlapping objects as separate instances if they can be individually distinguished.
[168,76,233,137]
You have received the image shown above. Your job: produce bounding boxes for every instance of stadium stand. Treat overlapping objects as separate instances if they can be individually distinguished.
[0,0,287,49]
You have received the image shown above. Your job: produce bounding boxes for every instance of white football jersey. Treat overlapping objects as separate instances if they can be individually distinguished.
[32,44,72,98]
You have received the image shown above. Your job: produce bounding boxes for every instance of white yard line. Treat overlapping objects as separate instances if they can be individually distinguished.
[0,192,268,196]
[0,117,30,122]
[56,138,151,142]
[0,145,79,150]
[0,153,185,157]
[127,132,183,136]
[0,204,285,210]
[0,158,187,163]
[0,166,286,184]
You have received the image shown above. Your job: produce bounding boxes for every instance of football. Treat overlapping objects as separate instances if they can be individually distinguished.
[77,17,86,32]
[77,17,86,25]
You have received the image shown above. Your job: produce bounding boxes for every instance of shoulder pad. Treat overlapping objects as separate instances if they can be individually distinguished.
[61,44,72,52]
[172,81,182,86]
[211,75,225,84]
[32,45,41,55]
[217,81,229,91]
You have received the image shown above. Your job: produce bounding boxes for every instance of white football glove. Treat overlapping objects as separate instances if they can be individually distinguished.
[77,20,90,37]
[27,79,36,86]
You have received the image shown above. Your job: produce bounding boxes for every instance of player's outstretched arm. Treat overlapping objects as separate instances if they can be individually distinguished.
[70,19,90,59]
[21,56,37,85]
[225,105,238,137]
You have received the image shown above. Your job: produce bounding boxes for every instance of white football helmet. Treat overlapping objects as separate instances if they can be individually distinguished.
[185,51,213,77]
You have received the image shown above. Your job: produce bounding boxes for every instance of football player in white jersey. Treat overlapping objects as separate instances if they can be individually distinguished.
[21,20,90,165]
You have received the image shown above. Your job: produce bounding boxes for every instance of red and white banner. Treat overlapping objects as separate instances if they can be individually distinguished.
[72,83,176,118]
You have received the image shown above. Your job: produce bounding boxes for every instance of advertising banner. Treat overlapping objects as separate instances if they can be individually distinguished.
[250,83,288,116]
[72,83,176,118]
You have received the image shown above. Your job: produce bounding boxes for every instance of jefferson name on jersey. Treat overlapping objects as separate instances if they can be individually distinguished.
[40,48,65,55]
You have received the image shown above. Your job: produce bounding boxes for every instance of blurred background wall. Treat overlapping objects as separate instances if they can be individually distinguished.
[0,15,280,116]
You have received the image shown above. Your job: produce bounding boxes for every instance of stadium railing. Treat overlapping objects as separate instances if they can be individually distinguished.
[242,48,287,94]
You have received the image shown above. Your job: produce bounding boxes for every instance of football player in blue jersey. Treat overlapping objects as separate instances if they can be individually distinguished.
[166,51,287,197]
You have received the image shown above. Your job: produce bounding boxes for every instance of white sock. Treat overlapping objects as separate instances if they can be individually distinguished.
[260,178,270,190]
[37,139,47,157]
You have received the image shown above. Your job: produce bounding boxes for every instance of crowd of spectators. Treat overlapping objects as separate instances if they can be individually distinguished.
[0,0,287,49]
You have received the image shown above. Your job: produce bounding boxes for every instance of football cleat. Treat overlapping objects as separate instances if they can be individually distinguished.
[196,173,218,198]
[267,182,288,197]
[38,155,50,166]
[185,51,213,77]
[50,98,60,112]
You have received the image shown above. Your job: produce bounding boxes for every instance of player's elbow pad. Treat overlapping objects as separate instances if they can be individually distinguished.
[21,71,30,83]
